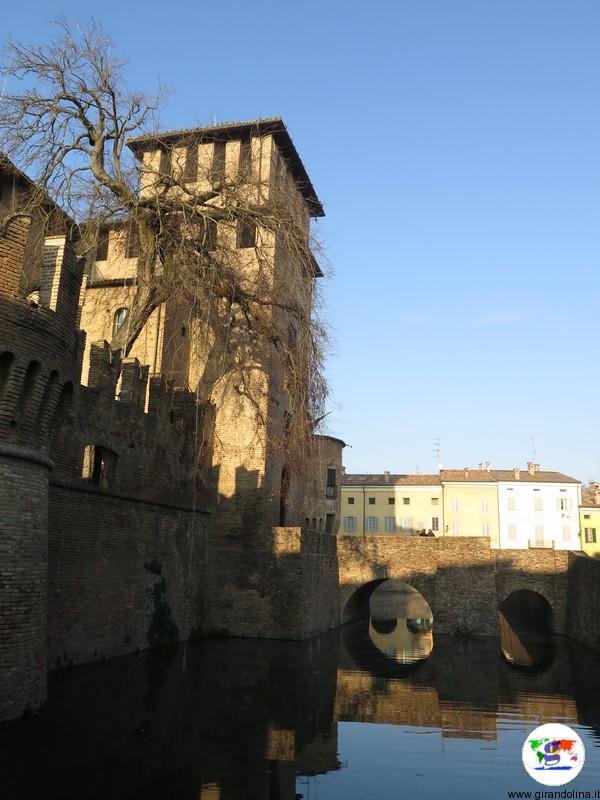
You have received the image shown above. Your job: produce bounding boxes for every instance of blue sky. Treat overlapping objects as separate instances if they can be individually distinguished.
[5,1,600,480]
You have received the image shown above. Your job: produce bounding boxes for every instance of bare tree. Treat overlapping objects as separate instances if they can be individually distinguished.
[0,20,329,466]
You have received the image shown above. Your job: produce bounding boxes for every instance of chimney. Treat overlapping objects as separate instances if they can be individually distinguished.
[464,467,470,479]
[514,467,521,480]
[485,461,491,472]
[527,462,536,476]
[384,470,390,483]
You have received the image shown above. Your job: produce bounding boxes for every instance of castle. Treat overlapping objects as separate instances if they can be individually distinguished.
[0,120,344,722]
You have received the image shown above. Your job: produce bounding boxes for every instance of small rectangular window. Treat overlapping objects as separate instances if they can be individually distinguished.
[388,497,395,505]
[368,497,375,505]
[96,229,109,261]
[344,516,357,533]
[451,498,459,512]
[238,135,252,176]
[211,141,226,183]
[237,220,257,249]
[403,497,410,505]
[431,497,439,505]
[384,516,396,532]
[126,225,139,259]
[184,142,199,182]
[431,517,439,532]
[365,516,378,532]
[584,514,591,519]
[508,523,517,540]
[347,496,355,505]
[159,147,172,178]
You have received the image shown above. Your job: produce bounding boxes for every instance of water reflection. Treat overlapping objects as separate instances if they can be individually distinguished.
[367,580,433,665]
[2,618,600,800]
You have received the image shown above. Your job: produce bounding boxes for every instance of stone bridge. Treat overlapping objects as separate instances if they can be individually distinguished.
[336,535,572,637]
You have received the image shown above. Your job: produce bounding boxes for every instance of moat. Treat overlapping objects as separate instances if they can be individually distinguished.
[3,584,600,800]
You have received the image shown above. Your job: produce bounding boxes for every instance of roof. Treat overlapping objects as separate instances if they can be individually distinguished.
[127,117,325,218]
[441,469,497,483]
[314,434,347,448]
[0,153,74,230]
[491,470,580,484]
[342,473,441,487]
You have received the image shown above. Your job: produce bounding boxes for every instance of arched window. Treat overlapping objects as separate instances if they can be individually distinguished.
[113,307,129,336]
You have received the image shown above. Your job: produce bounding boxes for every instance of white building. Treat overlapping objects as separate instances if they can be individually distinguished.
[495,464,580,550]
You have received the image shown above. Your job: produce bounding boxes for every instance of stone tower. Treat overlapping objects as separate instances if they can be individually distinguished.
[0,212,83,721]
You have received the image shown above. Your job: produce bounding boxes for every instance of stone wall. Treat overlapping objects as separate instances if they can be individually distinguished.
[48,483,207,667]
[566,552,600,651]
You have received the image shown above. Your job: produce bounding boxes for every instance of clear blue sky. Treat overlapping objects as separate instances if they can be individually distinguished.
[5,1,600,480]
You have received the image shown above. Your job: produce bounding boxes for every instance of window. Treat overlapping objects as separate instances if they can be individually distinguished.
[365,516,378,532]
[585,528,597,543]
[432,517,439,532]
[126,225,139,259]
[238,135,252,176]
[451,498,459,512]
[325,514,335,533]
[399,516,413,533]
[368,497,375,505]
[343,516,357,533]
[347,496,355,505]
[481,522,490,536]
[384,516,396,532]
[403,497,410,505]
[113,307,129,336]
[211,141,226,183]
[96,229,109,261]
[158,147,172,178]
[534,525,544,545]
[559,497,572,511]
[534,496,543,511]
[562,526,571,542]
[82,445,117,488]
[431,497,439,505]
[584,514,591,520]
[508,524,517,541]
[452,522,460,535]
[507,496,516,511]
[388,497,395,505]
[326,468,337,499]
[184,142,199,182]
[481,498,489,513]
[237,219,257,249]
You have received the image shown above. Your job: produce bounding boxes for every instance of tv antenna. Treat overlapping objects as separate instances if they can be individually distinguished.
[433,438,442,469]
[531,435,537,463]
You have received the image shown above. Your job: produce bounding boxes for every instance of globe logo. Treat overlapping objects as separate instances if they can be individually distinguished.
[522,723,585,786]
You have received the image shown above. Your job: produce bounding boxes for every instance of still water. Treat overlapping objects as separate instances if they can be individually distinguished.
[3,593,600,800]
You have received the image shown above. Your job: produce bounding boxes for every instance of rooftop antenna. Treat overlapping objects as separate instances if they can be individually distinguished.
[531,435,537,463]
[433,438,442,470]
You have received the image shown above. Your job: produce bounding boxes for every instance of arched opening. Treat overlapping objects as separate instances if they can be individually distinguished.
[278,465,289,526]
[343,579,433,670]
[499,590,555,671]
[0,351,15,409]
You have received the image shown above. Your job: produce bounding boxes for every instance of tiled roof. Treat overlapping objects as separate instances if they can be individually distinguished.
[341,473,441,486]
[127,117,324,218]
[441,469,497,483]
[491,470,580,484]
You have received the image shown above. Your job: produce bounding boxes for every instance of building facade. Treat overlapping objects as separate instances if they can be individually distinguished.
[341,463,581,550]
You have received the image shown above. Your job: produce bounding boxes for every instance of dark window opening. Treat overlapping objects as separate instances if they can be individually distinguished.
[113,308,129,336]
[96,229,109,261]
[184,142,199,182]
[126,225,139,259]
[368,497,375,505]
[159,147,172,179]
[348,496,355,505]
[0,351,15,408]
[238,135,252,177]
[237,219,257,249]
[432,517,439,532]
[388,497,395,505]
[211,141,226,184]
[403,497,410,505]
[585,528,597,544]
[325,513,335,533]
[82,445,117,488]
[326,468,337,498]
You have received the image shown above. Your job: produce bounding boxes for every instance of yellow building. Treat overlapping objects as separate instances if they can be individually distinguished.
[579,506,600,556]
[440,469,500,547]
[340,473,442,535]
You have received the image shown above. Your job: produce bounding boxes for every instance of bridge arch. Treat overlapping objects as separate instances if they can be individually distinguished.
[342,577,434,625]
[499,589,553,633]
